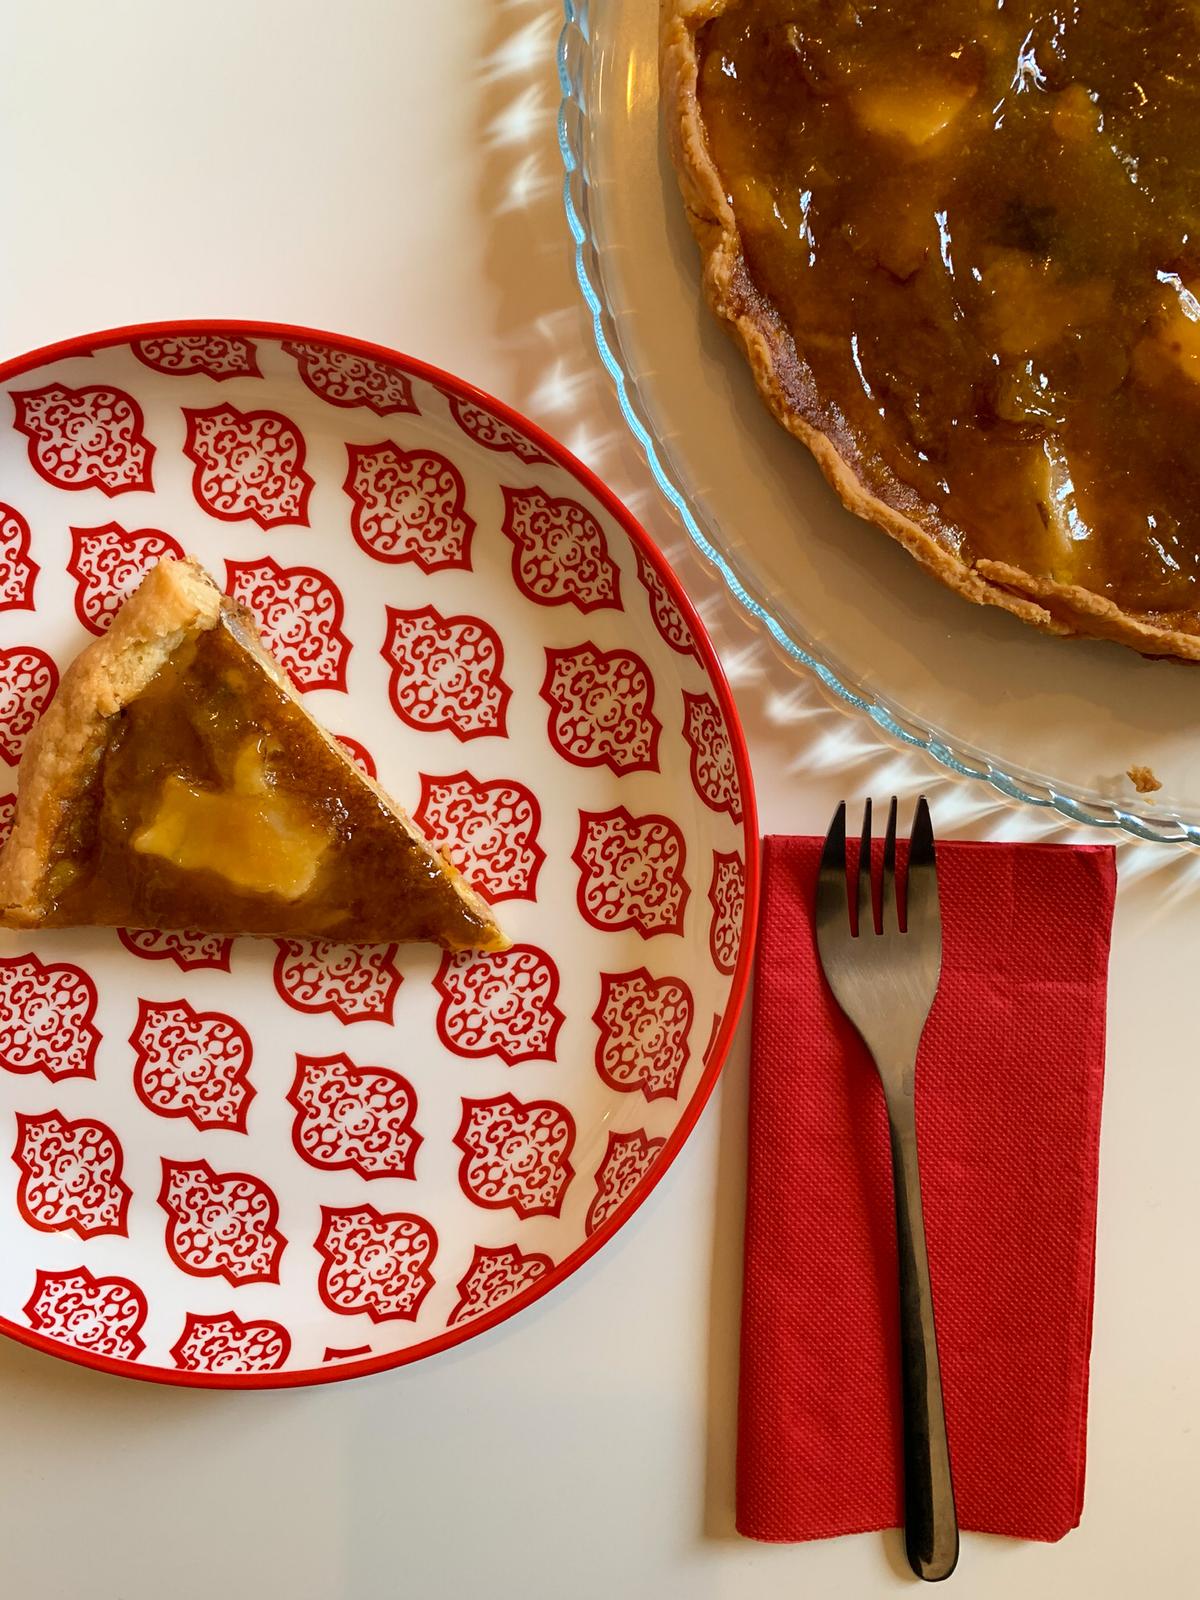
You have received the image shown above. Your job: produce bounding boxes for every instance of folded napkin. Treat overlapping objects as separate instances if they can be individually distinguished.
[738,836,1116,1545]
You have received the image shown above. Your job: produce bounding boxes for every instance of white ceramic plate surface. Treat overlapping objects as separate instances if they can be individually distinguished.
[0,322,757,1385]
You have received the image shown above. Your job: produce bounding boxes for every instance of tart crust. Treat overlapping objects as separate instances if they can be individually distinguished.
[0,558,222,921]
[660,0,1200,660]
[0,557,507,948]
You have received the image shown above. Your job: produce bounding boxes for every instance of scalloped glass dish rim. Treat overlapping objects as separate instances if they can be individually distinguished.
[557,0,1200,848]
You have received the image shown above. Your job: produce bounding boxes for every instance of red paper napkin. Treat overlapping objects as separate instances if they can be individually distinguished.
[738,836,1116,1544]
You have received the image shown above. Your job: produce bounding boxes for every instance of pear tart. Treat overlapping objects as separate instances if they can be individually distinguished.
[663,0,1200,657]
[0,558,507,949]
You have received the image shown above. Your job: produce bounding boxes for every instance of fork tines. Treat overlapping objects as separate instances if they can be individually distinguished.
[819,795,937,937]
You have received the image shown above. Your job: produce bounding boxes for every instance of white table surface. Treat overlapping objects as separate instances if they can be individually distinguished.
[0,3,1196,1596]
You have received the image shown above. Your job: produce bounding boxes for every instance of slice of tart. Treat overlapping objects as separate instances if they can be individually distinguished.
[0,557,507,949]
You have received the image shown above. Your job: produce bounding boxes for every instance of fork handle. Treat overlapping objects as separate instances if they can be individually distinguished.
[887,1102,959,1582]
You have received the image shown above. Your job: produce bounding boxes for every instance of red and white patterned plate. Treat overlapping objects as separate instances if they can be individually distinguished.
[0,322,758,1386]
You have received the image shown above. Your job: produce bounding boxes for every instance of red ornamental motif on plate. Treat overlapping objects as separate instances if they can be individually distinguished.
[171,1312,291,1374]
[0,647,58,765]
[586,1129,666,1236]
[225,556,350,692]
[345,441,474,571]
[0,502,37,611]
[13,1110,130,1237]
[381,605,510,740]
[0,954,99,1080]
[0,795,14,850]
[682,691,743,821]
[289,1053,421,1180]
[118,926,234,972]
[541,643,660,775]
[573,807,689,937]
[413,771,543,902]
[501,485,621,611]
[448,1243,554,1327]
[68,523,184,635]
[131,998,254,1133]
[283,341,418,414]
[455,1094,575,1218]
[633,546,700,660]
[708,851,745,976]
[273,940,402,1025]
[705,1011,724,1063]
[593,970,694,1101]
[159,1160,285,1285]
[24,1268,147,1362]
[132,334,261,380]
[335,735,376,777]
[445,392,550,464]
[183,404,312,527]
[435,946,563,1065]
[12,384,154,494]
[315,1205,437,1322]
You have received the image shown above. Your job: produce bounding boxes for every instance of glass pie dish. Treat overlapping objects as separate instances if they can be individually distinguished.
[559,0,1200,845]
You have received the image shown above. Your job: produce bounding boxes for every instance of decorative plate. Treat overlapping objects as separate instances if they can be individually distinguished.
[560,0,1200,844]
[0,321,757,1386]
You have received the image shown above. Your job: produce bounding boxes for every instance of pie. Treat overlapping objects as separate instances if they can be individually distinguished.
[663,0,1200,658]
[0,557,507,949]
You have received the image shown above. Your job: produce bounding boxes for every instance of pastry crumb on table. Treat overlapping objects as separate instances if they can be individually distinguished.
[1127,765,1162,794]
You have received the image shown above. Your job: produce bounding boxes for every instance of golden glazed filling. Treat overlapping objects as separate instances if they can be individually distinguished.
[697,0,1200,621]
[43,620,493,945]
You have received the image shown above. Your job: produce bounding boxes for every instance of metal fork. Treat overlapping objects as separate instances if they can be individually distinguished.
[815,795,959,1583]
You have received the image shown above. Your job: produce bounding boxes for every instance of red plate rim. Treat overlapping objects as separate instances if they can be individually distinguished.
[0,318,760,1388]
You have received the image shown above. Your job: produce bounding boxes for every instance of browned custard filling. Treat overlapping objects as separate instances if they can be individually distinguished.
[697,0,1200,622]
[44,620,494,945]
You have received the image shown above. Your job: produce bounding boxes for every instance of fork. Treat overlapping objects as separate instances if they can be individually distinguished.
[815,795,959,1583]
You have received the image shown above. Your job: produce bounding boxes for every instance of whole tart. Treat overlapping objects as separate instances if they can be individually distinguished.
[663,0,1200,658]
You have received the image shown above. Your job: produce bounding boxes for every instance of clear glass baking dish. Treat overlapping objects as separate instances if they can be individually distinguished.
[559,0,1200,846]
